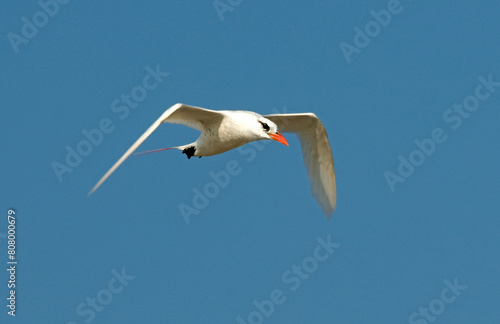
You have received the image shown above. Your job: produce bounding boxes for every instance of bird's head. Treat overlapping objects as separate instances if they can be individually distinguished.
[256,117,289,146]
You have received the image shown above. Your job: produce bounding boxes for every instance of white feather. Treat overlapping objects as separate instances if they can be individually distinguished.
[265,113,336,216]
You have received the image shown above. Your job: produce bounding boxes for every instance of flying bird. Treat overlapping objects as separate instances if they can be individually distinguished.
[89,103,336,216]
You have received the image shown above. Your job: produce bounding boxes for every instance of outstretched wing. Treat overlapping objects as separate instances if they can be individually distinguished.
[264,113,336,217]
[88,103,223,195]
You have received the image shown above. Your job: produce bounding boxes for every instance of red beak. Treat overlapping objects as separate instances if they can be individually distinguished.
[269,132,289,146]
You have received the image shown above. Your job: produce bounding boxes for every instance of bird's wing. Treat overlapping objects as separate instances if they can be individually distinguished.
[88,103,223,195]
[264,113,336,217]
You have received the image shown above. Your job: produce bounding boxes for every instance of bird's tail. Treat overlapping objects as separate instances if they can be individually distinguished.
[132,147,178,158]
[132,142,195,158]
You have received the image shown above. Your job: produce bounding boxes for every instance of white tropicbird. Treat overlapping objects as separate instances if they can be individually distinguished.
[89,103,336,217]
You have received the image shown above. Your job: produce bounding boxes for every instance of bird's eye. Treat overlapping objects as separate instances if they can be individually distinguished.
[261,122,270,132]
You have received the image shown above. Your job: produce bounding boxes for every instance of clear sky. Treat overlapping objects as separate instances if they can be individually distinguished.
[1,1,500,323]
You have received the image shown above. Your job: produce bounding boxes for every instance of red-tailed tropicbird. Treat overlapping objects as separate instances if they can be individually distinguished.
[89,103,336,217]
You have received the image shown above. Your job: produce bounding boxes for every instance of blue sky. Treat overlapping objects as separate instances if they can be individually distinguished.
[1,1,500,323]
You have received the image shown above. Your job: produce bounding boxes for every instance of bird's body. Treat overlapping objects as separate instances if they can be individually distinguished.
[89,103,336,217]
[184,111,273,157]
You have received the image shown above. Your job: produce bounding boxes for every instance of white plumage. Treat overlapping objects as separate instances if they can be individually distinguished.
[89,103,336,217]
